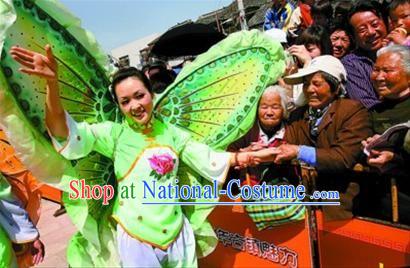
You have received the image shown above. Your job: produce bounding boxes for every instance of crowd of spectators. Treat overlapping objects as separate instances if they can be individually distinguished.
[128,0,410,225]
[235,0,410,224]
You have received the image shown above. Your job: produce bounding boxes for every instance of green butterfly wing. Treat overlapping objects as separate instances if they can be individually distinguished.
[0,0,119,265]
[155,29,285,150]
[1,0,118,125]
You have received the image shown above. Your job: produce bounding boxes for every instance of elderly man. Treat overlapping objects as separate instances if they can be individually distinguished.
[271,55,372,219]
[227,85,291,186]
[361,45,410,224]
[341,0,388,110]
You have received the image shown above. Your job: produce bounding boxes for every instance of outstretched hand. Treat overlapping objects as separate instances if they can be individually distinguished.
[234,152,257,169]
[272,144,299,164]
[233,148,278,169]
[10,44,58,81]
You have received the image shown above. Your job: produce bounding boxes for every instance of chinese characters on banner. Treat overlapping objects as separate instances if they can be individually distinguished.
[215,228,298,268]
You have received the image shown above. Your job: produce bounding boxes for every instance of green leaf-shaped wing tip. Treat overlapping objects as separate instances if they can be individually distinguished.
[1,0,119,127]
[0,0,118,200]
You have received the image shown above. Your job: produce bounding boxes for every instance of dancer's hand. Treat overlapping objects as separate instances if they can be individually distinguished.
[234,152,256,169]
[239,148,278,168]
[11,44,67,138]
[10,44,58,81]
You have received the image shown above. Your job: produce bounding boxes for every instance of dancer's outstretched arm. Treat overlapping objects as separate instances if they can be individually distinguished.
[230,148,277,168]
[10,45,68,139]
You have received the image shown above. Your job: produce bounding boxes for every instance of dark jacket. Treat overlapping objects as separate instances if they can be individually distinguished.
[285,98,372,191]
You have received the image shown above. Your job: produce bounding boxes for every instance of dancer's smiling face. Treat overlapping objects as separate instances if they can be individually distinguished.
[115,77,154,126]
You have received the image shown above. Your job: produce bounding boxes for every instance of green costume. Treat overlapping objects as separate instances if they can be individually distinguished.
[52,113,231,250]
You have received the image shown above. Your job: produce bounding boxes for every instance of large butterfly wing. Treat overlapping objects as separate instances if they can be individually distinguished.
[0,0,119,183]
[155,29,285,150]
[1,0,118,126]
[0,0,119,265]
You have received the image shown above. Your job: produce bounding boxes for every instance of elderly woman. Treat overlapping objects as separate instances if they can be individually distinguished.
[227,86,306,230]
[364,45,410,168]
[227,85,292,186]
[365,45,410,171]
[271,55,373,219]
[361,45,410,224]
[371,45,410,129]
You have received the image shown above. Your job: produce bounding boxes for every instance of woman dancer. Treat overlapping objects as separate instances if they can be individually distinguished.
[10,45,274,267]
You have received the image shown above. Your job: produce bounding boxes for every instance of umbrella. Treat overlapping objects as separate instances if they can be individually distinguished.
[151,22,226,57]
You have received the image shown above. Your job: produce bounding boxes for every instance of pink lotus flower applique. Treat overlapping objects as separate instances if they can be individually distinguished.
[148,153,175,177]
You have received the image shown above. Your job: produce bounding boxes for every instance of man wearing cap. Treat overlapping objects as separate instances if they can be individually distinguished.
[270,55,372,219]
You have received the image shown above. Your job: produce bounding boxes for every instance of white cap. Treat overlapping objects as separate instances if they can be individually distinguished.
[264,28,287,43]
[284,55,347,85]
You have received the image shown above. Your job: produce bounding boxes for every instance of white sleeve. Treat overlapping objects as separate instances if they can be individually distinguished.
[49,111,117,160]
[181,140,233,184]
